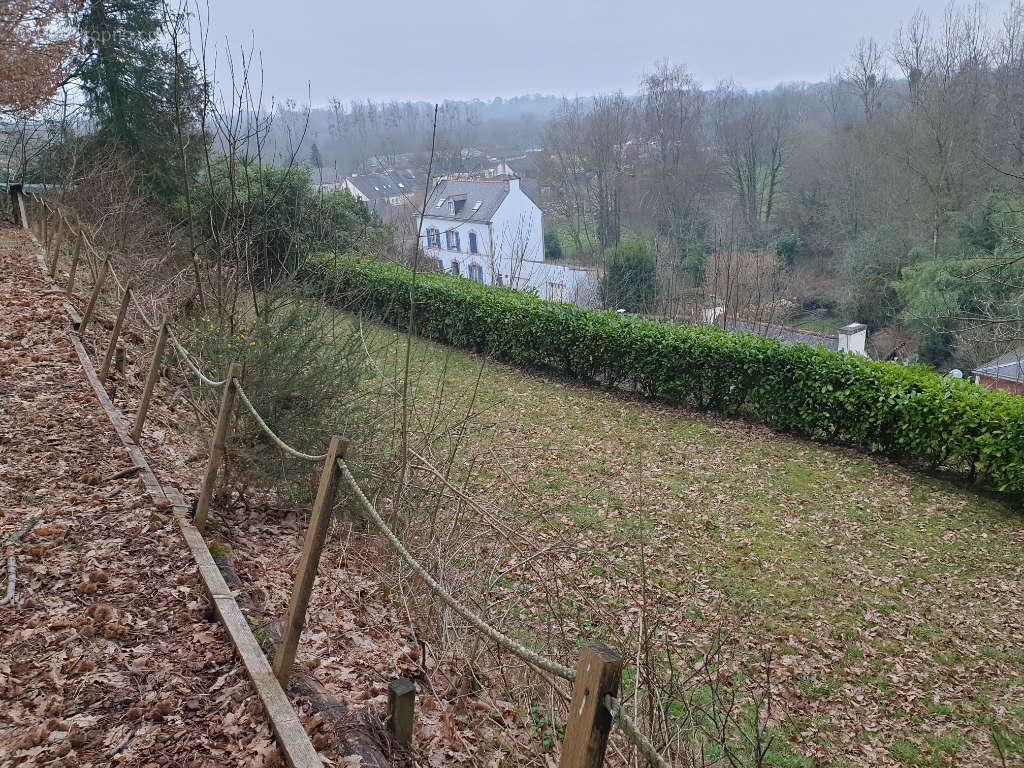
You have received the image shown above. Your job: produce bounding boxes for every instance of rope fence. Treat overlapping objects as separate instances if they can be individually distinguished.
[235,382,328,462]
[15,190,677,768]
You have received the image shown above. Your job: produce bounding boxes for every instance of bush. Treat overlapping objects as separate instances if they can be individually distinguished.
[601,238,657,312]
[302,255,1024,496]
[186,158,386,278]
[182,285,376,505]
[776,232,803,265]
[544,229,563,261]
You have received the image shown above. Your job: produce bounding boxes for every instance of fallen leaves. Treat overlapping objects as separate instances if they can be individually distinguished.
[0,227,277,767]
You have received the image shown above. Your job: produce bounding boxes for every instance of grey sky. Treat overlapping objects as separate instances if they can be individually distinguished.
[201,0,999,105]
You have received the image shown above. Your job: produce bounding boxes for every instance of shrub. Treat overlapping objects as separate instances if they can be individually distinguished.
[186,158,386,278]
[181,284,376,505]
[776,232,803,265]
[544,229,563,261]
[601,238,657,312]
[301,255,1024,496]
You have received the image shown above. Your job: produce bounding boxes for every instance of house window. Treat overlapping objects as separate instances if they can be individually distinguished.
[426,228,439,248]
[548,283,569,302]
[469,231,478,254]
[446,229,460,251]
[451,260,460,276]
[469,263,484,282]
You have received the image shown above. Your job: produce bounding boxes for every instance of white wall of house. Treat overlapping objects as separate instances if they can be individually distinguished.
[418,178,597,304]
[420,214,492,281]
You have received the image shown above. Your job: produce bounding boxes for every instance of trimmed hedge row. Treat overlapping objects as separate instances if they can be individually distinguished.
[303,255,1024,495]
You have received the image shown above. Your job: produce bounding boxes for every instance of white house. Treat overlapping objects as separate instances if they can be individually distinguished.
[418,178,594,304]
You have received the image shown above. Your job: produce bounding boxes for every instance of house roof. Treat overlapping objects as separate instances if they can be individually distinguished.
[974,347,1024,383]
[423,178,510,223]
[721,317,840,352]
[344,170,417,200]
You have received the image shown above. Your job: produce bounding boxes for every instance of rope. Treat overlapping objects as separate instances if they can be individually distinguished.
[131,291,161,331]
[1,517,38,607]
[0,554,15,607]
[338,460,676,767]
[604,695,674,768]
[336,457,578,682]
[167,329,225,387]
[108,261,128,298]
[235,383,328,462]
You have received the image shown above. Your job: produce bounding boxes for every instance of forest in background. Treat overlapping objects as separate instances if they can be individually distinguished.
[5,1,1024,372]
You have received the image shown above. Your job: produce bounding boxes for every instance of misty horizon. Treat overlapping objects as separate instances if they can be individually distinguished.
[198,0,994,106]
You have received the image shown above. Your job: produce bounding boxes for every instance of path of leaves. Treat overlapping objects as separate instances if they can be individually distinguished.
[4,224,548,766]
[0,227,282,768]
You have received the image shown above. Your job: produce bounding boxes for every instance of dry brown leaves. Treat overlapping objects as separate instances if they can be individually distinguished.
[0,227,282,768]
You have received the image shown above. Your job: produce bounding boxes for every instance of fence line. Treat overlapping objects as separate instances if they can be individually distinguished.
[234,382,328,462]
[21,191,676,768]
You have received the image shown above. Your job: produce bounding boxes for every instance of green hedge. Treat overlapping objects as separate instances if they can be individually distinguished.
[303,255,1024,495]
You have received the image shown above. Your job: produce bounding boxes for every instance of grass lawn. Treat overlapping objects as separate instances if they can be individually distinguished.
[788,312,845,335]
[361,321,1024,768]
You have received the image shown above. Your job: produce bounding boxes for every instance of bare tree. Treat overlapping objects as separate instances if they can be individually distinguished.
[845,38,889,119]
[585,92,632,250]
[637,61,711,254]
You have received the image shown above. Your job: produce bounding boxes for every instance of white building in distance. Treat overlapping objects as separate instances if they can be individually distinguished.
[418,178,594,304]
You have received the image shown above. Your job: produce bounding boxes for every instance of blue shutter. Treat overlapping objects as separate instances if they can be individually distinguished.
[469,232,477,253]
[455,231,461,251]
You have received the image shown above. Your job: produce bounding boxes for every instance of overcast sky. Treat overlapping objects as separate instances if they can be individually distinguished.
[199,0,1004,106]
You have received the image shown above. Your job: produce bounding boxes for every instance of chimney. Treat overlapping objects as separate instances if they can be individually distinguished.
[702,302,724,325]
[507,178,519,193]
[838,323,868,356]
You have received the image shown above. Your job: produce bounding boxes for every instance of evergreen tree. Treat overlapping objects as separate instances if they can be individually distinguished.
[309,141,322,168]
[75,0,204,201]
[543,229,562,260]
[600,239,657,312]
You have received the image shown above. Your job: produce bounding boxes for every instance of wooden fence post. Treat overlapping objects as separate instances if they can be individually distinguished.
[194,362,242,532]
[47,219,66,277]
[559,644,623,768]
[10,185,27,229]
[131,322,170,442]
[41,204,49,248]
[115,346,126,374]
[272,436,348,687]
[388,678,416,747]
[65,233,82,298]
[79,257,109,334]
[100,286,132,383]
